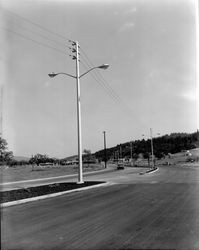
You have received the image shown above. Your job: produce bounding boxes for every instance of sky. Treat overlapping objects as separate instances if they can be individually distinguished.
[0,0,198,158]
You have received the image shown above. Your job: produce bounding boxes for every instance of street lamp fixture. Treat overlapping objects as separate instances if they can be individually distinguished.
[48,72,76,79]
[48,72,57,78]
[98,64,109,69]
[48,64,109,79]
[48,54,109,184]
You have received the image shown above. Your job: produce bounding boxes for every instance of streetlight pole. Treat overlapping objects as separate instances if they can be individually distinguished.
[75,41,83,183]
[49,41,109,184]
[103,131,107,168]
[0,85,3,137]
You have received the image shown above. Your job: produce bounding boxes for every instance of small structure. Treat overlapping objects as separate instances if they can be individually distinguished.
[185,150,192,157]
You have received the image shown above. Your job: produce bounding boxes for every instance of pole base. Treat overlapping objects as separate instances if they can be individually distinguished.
[77,181,84,184]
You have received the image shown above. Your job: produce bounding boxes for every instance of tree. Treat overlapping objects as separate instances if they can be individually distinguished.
[29,154,49,168]
[0,137,13,165]
[132,153,139,166]
[83,149,96,166]
[83,149,91,155]
[143,152,150,167]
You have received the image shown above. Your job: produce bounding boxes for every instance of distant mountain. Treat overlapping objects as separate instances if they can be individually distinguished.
[62,155,78,161]
[95,130,199,160]
[13,156,30,161]
[62,153,87,161]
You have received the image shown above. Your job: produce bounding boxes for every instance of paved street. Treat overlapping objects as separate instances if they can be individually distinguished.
[2,165,199,250]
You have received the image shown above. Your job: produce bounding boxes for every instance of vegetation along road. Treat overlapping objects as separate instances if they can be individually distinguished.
[2,165,199,250]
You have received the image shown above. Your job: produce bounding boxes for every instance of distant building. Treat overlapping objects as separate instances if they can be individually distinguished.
[185,150,192,157]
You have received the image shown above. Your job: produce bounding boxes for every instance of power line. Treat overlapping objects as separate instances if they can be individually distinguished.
[94,70,123,102]
[79,48,123,103]
[80,47,122,101]
[3,9,134,114]
[5,9,73,43]
[80,60,121,104]
[80,47,136,114]
[8,21,70,50]
[1,27,68,55]
[80,56,122,103]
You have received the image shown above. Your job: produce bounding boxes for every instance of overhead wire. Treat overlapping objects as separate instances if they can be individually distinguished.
[79,47,135,114]
[3,8,73,53]
[1,26,68,55]
[79,48,121,102]
[7,21,70,50]
[3,8,134,113]
[79,47,126,104]
[80,60,121,104]
[2,9,77,59]
[4,9,73,44]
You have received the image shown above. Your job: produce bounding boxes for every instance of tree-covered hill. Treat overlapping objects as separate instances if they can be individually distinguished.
[95,130,199,161]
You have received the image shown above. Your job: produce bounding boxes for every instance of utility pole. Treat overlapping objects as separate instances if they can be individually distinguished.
[0,85,3,137]
[150,128,154,169]
[49,41,109,184]
[120,144,122,159]
[130,141,133,163]
[74,41,83,183]
[103,131,107,168]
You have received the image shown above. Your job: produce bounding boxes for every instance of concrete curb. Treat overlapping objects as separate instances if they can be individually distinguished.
[1,182,113,208]
[147,167,159,174]
[139,167,159,175]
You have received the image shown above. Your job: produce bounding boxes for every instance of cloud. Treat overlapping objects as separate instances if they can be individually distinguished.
[44,81,51,88]
[180,91,197,102]
[126,7,137,14]
[114,6,137,16]
[118,22,135,32]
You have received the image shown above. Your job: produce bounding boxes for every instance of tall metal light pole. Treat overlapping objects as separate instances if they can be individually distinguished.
[75,41,83,183]
[0,85,3,137]
[49,41,109,183]
[103,131,107,168]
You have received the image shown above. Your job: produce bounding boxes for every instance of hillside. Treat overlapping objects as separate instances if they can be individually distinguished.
[95,130,199,161]
[13,156,30,161]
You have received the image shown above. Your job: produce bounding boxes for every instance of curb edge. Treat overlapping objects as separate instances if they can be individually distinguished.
[1,182,112,208]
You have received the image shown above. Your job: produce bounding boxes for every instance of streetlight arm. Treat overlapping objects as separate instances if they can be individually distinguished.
[48,72,76,79]
[79,67,99,79]
[49,64,109,79]
[79,64,109,78]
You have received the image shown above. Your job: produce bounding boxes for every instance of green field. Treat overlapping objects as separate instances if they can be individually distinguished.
[157,148,199,166]
[1,148,198,184]
[0,163,106,183]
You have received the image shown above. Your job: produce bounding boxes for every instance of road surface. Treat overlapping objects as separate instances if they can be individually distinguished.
[2,165,199,250]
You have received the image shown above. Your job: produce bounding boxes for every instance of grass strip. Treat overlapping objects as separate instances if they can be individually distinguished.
[1,181,105,203]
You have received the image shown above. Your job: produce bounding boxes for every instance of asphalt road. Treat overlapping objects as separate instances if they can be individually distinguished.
[2,165,199,250]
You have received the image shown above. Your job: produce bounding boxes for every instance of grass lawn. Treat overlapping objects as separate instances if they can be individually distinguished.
[1,181,105,203]
[0,163,106,183]
[156,148,199,166]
